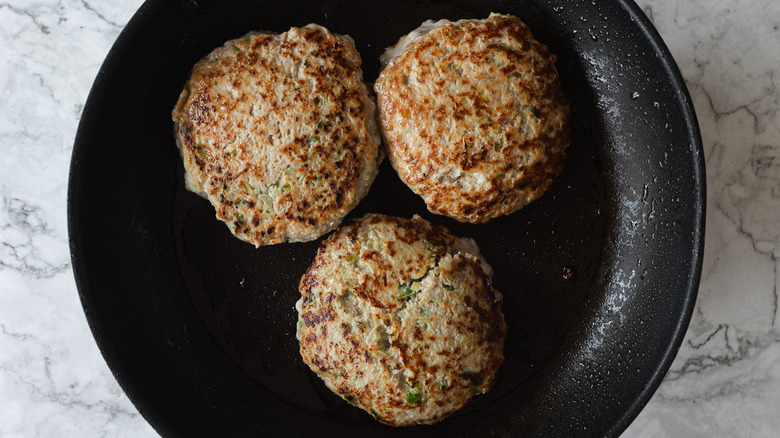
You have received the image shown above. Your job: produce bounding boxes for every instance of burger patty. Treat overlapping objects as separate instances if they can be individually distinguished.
[375,14,571,223]
[296,213,506,426]
[172,24,382,246]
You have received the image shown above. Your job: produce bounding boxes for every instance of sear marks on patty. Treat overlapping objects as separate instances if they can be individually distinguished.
[172,24,382,246]
[375,14,571,223]
[296,213,506,426]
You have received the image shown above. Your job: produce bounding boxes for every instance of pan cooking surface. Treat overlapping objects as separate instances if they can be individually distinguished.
[69,0,704,436]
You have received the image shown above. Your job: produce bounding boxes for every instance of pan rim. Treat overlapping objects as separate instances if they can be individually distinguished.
[601,2,705,435]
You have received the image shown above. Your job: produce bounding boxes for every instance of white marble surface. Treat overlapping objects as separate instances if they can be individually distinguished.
[0,0,777,436]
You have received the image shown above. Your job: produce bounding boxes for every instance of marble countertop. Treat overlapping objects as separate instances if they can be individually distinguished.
[1,0,778,436]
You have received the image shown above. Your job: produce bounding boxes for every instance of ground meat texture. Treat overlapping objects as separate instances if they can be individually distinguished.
[296,213,506,426]
[172,24,382,246]
[375,14,570,223]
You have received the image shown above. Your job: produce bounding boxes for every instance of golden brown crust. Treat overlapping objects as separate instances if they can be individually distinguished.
[375,15,570,223]
[296,214,506,426]
[172,25,381,246]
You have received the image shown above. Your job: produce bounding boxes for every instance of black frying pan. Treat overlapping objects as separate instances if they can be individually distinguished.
[68,0,704,436]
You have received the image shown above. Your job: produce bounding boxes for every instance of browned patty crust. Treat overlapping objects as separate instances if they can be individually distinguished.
[296,214,506,426]
[172,25,382,246]
[375,14,571,223]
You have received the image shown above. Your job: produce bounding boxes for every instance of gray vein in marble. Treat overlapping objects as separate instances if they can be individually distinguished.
[662,347,780,405]
[0,194,70,277]
[3,345,144,434]
[78,0,121,28]
[0,322,34,341]
[0,2,51,34]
